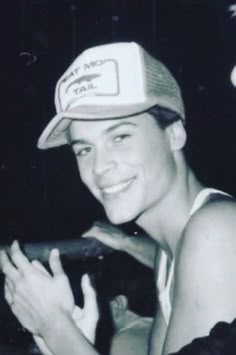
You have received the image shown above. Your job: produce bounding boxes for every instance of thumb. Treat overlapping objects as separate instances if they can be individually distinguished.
[81,231,94,239]
[49,249,64,276]
[81,274,99,320]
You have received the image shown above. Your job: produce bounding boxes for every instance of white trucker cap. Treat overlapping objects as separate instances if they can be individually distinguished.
[37,42,185,149]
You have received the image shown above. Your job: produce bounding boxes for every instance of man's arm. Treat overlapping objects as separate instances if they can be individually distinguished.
[40,310,100,355]
[82,220,157,269]
[0,242,100,355]
[162,200,236,354]
[110,328,150,355]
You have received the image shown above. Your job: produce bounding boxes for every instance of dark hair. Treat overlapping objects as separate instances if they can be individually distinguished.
[147,105,183,129]
[98,252,157,317]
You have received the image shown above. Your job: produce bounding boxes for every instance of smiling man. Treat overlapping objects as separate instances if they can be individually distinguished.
[1,42,236,355]
[68,113,177,226]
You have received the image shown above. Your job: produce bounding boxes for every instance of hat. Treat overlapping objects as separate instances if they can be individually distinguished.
[37,42,185,149]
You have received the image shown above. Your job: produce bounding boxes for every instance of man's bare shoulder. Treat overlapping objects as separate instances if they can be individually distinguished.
[163,196,236,353]
[177,195,236,284]
[181,195,236,253]
[175,194,236,316]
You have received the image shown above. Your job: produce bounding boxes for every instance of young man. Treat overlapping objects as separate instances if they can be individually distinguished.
[1,42,236,355]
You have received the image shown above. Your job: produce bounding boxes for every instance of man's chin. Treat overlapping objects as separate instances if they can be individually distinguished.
[104,206,137,225]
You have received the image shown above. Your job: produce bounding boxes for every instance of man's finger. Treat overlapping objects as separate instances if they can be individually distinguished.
[4,279,15,306]
[81,231,95,238]
[4,285,13,306]
[32,260,50,277]
[81,224,101,238]
[81,274,99,318]
[0,251,19,281]
[81,230,105,242]
[49,249,64,276]
[72,305,83,321]
[10,240,31,273]
[5,278,14,293]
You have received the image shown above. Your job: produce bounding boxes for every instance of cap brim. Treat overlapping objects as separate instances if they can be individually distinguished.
[37,100,158,149]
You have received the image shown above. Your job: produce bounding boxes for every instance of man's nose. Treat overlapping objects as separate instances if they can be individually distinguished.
[93,149,117,176]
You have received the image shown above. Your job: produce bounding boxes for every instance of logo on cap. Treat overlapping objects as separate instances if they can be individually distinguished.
[57,59,120,111]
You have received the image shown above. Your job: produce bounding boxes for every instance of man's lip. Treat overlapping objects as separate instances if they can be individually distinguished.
[99,177,136,196]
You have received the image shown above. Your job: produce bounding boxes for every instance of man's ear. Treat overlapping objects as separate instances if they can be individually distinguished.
[166,120,187,151]
[110,295,128,319]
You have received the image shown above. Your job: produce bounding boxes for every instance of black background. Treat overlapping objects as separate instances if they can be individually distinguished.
[0,1,236,353]
[1,0,236,245]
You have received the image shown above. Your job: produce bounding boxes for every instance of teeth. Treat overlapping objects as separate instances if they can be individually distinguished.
[102,179,133,195]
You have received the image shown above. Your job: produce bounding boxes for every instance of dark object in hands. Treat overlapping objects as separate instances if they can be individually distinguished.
[0,237,114,264]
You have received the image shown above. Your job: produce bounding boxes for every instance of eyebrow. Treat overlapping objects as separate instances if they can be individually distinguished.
[70,121,138,146]
[70,138,90,146]
[104,121,138,134]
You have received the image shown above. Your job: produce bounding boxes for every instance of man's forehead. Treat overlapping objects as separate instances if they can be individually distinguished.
[68,112,150,137]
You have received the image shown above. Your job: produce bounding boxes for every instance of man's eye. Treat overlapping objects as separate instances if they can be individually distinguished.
[76,147,92,157]
[113,134,130,143]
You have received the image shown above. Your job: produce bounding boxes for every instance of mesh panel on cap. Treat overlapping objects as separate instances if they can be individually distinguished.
[142,48,185,119]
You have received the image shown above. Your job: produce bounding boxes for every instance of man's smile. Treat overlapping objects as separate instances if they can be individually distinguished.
[100,177,136,199]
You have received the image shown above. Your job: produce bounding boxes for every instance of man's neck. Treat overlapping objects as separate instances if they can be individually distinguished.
[136,169,203,258]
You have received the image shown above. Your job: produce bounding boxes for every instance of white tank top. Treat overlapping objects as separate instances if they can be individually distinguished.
[156,188,230,324]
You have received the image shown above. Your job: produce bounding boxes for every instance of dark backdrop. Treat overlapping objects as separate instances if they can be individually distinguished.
[1,0,236,244]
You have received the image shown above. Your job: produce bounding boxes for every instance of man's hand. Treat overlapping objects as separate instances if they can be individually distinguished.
[72,275,99,344]
[82,220,128,251]
[33,274,99,354]
[0,241,75,336]
[30,257,99,343]
[82,220,157,269]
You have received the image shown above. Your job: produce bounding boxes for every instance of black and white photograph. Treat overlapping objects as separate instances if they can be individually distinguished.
[1,1,236,354]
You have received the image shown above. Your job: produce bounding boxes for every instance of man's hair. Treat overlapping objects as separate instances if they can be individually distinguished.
[147,104,183,129]
[65,105,182,144]
[97,252,157,317]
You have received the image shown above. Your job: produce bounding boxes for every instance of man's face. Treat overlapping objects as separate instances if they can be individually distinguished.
[69,113,178,224]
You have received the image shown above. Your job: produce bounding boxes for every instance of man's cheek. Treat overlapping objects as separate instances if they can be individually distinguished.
[78,162,90,183]
[79,170,92,189]
[81,174,100,199]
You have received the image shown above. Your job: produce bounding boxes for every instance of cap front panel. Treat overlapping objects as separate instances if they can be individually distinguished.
[55,43,146,113]
[57,58,120,111]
